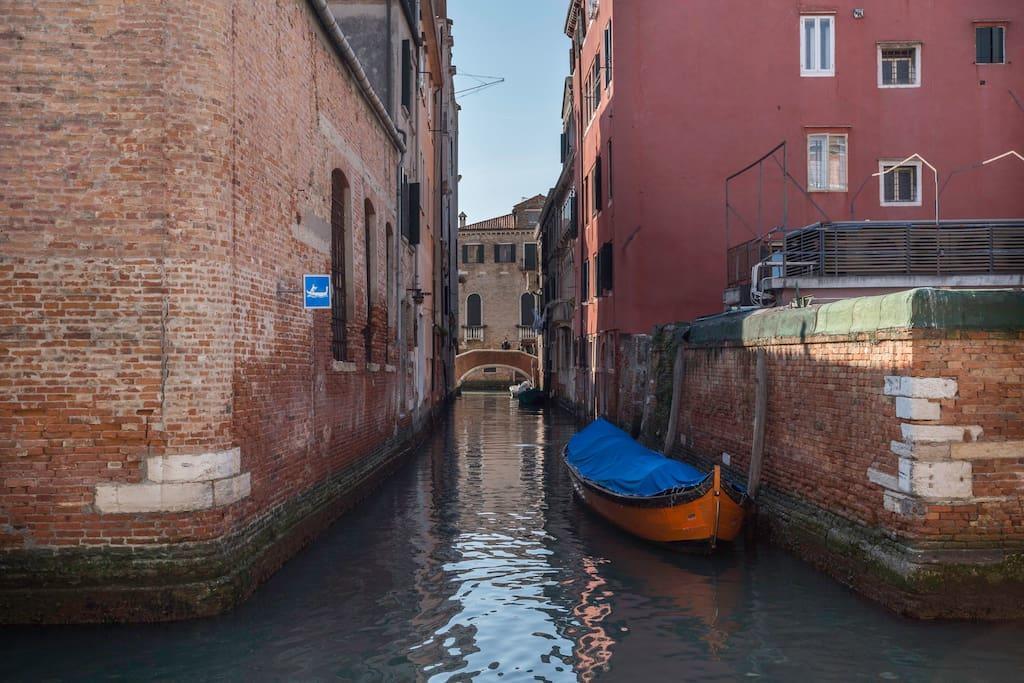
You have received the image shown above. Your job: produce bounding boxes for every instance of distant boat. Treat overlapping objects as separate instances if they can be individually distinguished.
[516,388,545,406]
[306,284,329,298]
[564,419,746,549]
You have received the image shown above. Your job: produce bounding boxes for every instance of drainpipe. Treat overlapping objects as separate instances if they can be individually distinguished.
[307,0,405,153]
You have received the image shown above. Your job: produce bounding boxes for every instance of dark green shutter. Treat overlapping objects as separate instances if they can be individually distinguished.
[462,244,468,263]
[407,182,420,245]
[976,27,992,63]
[401,40,412,109]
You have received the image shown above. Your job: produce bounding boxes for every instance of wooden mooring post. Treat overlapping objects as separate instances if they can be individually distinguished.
[748,348,769,499]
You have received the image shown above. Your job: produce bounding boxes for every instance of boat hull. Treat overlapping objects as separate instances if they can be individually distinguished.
[565,453,745,545]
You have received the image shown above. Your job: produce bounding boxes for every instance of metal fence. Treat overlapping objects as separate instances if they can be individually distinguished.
[780,220,1024,278]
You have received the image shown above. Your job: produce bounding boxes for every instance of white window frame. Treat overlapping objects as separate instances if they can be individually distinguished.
[878,160,923,207]
[807,133,848,192]
[800,15,836,77]
[877,43,921,88]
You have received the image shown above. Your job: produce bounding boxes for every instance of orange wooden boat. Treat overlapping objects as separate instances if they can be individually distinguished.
[563,419,746,548]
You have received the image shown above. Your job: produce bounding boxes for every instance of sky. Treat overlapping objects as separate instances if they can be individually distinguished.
[449,0,570,223]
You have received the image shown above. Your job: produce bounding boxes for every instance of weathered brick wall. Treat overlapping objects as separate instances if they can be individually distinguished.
[1,0,419,554]
[650,293,1024,550]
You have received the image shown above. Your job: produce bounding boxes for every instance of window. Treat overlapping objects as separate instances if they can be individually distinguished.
[591,157,602,215]
[401,40,413,110]
[494,243,516,263]
[604,20,613,86]
[976,26,1006,64]
[330,170,351,362]
[461,243,484,264]
[596,242,613,295]
[520,293,537,326]
[807,134,847,192]
[878,44,920,87]
[363,199,376,363]
[466,293,482,327]
[561,194,575,236]
[591,56,601,113]
[581,259,590,303]
[523,243,538,271]
[800,15,834,76]
[879,160,922,206]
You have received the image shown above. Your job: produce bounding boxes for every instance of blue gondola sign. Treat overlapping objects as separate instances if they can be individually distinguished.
[303,274,332,310]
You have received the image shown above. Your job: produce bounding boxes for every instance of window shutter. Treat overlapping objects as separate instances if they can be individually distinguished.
[595,157,603,211]
[407,182,420,245]
[976,27,992,63]
[462,244,468,263]
[994,27,1005,63]
[401,40,412,109]
[884,170,896,202]
[600,243,613,293]
[511,243,517,263]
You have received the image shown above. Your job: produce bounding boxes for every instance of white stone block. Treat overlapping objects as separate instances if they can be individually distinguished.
[890,440,951,461]
[883,490,926,516]
[950,440,1024,461]
[897,458,972,499]
[146,448,241,483]
[895,397,941,421]
[212,473,252,507]
[883,376,957,399]
[867,467,899,491]
[901,423,983,444]
[95,482,213,513]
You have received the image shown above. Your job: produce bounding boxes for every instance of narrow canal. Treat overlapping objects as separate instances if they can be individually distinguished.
[4,393,1024,681]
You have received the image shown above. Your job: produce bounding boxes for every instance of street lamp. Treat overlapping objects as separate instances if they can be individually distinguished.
[872,153,939,225]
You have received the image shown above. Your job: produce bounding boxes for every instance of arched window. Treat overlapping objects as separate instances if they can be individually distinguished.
[363,199,376,363]
[520,293,536,326]
[466,294,482,327]
[330,170,350,362]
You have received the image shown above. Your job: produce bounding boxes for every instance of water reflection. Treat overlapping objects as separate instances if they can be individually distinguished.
[3,393,1024,681]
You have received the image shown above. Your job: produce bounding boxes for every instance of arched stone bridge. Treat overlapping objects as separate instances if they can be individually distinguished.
[455,349,540,387]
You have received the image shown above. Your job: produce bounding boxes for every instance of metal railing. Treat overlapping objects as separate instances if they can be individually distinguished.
[463,326,484,342]
[780,220,1024,278]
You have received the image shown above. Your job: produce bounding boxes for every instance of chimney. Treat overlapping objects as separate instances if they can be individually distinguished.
[458,211,467,228]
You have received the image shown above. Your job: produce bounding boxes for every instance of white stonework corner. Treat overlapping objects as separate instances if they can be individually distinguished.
[213,472,252,507]
[894,396,941,421]
[889,440,951,461]
[96,447,251,514]
[147,448,241,483]
[883,490,926,517]
[900,423,983,444]
[898,458,972,499]
[883,375,957,400]
[867,467,899,491]
[95,482,213,514]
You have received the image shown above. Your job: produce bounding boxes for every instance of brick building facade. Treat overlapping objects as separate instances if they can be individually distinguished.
[1,0,458,622]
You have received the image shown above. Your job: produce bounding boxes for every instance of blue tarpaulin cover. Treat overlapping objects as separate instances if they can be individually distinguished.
[566,418,709,498]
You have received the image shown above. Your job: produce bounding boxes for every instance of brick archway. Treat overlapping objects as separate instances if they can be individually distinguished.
[455,349,539,387]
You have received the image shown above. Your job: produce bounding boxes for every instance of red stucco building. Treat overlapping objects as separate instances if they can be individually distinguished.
[547,0,1024,416]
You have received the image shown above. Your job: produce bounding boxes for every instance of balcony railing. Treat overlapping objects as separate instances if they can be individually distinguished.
[780,220,1024,278]
[463,326,484,342]
[517,326,537,341]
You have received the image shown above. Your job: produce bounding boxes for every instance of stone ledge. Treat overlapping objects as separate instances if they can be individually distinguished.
[950,440,1024,461]
[95,482,214,514]
[147,448,240,483]
[901,423,982,444]
[332,360,358,373]
[885,376,957,400]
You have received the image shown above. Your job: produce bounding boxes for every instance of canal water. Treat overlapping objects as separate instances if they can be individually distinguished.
[4,392,1024,681]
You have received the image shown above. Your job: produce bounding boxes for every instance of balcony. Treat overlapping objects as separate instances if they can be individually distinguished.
[463,326,484,342]
[517,326,537,342]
